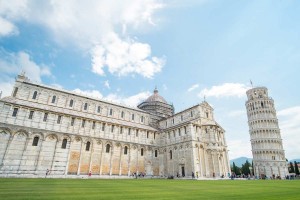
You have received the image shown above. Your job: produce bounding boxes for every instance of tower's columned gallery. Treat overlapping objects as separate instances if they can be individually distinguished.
[0,74,230,178]
[245,87,288,178]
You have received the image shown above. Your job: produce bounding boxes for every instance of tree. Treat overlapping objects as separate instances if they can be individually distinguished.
[241,160,251,175]
[232,162,240,175]
[289,162,295,173]
[294,161,299,175]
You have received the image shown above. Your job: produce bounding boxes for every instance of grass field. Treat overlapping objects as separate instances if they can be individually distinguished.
[0,178,299,200]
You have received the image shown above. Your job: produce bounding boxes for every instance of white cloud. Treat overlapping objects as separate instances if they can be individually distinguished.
[199,83,251,98]
[0,50,51,98]
[0,17,18,37]
[104,80,110,89]
[227,139,252,159]
[0,0,165,78]
[73,89,103,99]
[91,32,165,78]
[105,91,151,107]
[278,106,300,159]
[187,84,199,92]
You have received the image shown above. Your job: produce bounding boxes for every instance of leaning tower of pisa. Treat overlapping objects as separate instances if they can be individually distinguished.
[245,87,288,178]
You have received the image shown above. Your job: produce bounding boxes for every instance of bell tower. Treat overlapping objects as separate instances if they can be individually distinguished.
[245,86,288,178]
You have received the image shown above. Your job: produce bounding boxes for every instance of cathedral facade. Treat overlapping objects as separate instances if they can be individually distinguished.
[0,74,230,178]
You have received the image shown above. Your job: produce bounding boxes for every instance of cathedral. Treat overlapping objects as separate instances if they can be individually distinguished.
[0,73,230,178]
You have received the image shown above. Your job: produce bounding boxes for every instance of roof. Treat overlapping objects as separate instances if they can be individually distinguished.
[143,88,168,104]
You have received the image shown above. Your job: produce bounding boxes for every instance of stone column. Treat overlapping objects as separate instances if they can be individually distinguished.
[64,139,72,175]
[109,146,113,176]
[17,135,30,173]
[77,140,84,175]
[119,145,123,176]
[99,142,104,175]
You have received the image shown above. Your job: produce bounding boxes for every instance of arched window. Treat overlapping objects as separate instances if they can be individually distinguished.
[155,150,158,157]
[97,106,101,113]
[13,87,18,97]
[32,136,39,146]
[86,141,91,151]
[106,144,110,153]
[170,150,172,159]
[261,102,264,108]
[84,103,88,110]
[121,111,124,118]
[191,111,193,117]
[61,139,67,149]
[69,99,74,107]
[132,114,135,120]
[32,91,37,99]
[51,95,56,103]
[141,148,144,156]
[141,116,144,122]
[124,146,128,155]
[109,108,113,115]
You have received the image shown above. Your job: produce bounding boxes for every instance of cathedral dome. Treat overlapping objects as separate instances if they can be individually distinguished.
[144,88,168,104]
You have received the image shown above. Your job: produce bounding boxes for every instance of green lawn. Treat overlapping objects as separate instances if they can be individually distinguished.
[0,178,299,200]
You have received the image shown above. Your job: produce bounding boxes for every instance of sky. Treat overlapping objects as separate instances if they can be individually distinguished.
[0,0,299,160]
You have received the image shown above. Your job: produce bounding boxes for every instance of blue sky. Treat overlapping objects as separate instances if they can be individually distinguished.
[0,0,299,160]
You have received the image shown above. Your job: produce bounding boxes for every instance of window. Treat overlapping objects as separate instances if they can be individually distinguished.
[191,111,193,117]
[170,150,172,159]
[206,112,209,118]
[141,148,144,156]
[71,117,75,126]
[155,150,158,157]
[141,116,144,123]
[124,146,128,155]
[173,131,175,137]
[69,99,74,107]
[147,131,149,138]
[154,133,156,139]
[109,108,113,116]
[92,121,96,129]
[13,87,18,97]
[136,129,139,137]
[121,111,124,118]
[97,106,101,113]
[84,103,88,110]
[128,128,131,135]
[106,144,110,153]
[81,119,85,128]
[166,121,167,126]
[272,156,275,160]
[132,114,135,120]
[261,102,264,108]
[86,141,91,151]
[51,95,56,103]
[12,108,18,117]
[184,126,187,134]
[61,139,67,149]
[43,113,48,122]
[181,115,183,121]
[102,123,105,131]
[29,111,34,119]
[111,125,115,133]
[120,127,123,134]
[57,115,62,124]
[32,91,37,99]
[32,136,39,146]
[178,128,181,136]
[168,132,170,139]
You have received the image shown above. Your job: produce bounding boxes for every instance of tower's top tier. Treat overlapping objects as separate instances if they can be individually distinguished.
[246,87,269,101]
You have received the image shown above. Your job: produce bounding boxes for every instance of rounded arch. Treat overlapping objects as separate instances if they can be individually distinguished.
[45,134,58,141]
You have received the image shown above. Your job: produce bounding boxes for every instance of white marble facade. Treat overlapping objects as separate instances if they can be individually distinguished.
[246,87,288,178]
[0,74,230,178]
